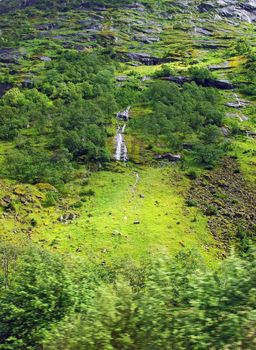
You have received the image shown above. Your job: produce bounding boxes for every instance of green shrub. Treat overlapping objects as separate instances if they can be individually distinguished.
[185,169,198,180]
[43,192,59,207]
[205,205,218,216]
[79,189,95,197]
[186,198,198,207]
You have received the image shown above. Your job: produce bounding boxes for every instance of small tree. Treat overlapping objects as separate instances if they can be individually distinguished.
[0,246,76,350]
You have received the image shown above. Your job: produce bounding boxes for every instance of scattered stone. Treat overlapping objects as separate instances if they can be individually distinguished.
[101,248,108,253]
[156,153,182,162]
[221,127,230,137]
[0,82,13,98]
[183,143,193,150]
[116,75,128,82]
[162,76,234,89]
[39,56,52,62]
[122,52,169,65]
[2,195,12,204]
[243,130,256,138]
[226,102,244,109]
[208,62,231,71]
[35,23,58,31]
[112,230,122,236]
[58,213,77,223]
[0,48,20,64]
[117,106,130,121]
[134,35,160,44]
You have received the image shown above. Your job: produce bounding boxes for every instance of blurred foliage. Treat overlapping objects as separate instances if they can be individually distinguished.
[0,243,255,349]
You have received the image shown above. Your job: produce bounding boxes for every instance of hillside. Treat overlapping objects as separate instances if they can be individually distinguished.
[0,0,256,348]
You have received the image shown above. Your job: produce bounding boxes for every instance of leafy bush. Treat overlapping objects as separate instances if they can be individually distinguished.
[153,65,175,78]
[3,147,73,185]
[1,244,256,350]
[188,66,213,82]
[186,198,198,207]
[79,189,95,197]
[205,205,218,216]
[130,81,225,164]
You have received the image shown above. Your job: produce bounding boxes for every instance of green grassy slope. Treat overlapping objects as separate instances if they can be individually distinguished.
[0,0,255,264]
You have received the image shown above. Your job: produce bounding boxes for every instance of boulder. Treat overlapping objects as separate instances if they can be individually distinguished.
[156,153,182,162]
[116,75,128,82]
[134,220,140,224]
[221,127,230,137]
[0,83,13,98]
[200,78,234,90]
[117,107,130,121]
[226,101,245,109]
[35,23,58,31]
[162,76,191,84]
[162,76,234,89]
[121,52,169,65]
[58,213,77,223]
[0,48,20,64]
[134,35,160,44]
[182,143,193,150]
[39,56,52,62]
[208,62,231,71]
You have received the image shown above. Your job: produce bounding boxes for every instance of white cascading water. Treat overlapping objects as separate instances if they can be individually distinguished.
[114,108,129,162]
[114,125,128,161]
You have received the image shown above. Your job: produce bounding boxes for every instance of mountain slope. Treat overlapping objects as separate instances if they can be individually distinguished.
[0,0,255,261]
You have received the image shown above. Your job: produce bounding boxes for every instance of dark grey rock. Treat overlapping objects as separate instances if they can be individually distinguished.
[134,220,140,224]
[0,83,13,98]
[39,56,52,62]
[121,52,169,65]
[156,153,182,162]
[0,48,20,64]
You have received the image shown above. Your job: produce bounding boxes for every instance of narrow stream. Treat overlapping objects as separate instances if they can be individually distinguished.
[114,125,128,161]
[114,108,129,162]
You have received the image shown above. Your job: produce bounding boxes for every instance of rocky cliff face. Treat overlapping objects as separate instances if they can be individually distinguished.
[0,0,256,23]
[198,0,256,23]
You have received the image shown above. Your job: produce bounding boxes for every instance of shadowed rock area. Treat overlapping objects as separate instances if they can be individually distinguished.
[189,157,256,249]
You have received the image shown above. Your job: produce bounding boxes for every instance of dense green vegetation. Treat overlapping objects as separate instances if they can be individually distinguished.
[0,0,255,348]
[130,81,226,166]
[0,243,256,350]
[0,52,118,184]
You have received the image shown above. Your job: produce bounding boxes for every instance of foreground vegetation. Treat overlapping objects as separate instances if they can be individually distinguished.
[0,243,256,350]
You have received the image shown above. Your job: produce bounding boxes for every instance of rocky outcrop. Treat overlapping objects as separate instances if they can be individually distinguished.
[156,153,182,162]
[117,107,130,121]
[202,79,234,90]
[198,0,256,23]
[0,48,20,64]
[120,52,170,65]
[35,23,58,31]
[0,83,13,98]
[1,0,256,23]
[162,76,234,90]
[58,212,77,223]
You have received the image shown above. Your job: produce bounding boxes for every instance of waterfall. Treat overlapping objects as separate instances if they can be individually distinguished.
[114,124,128,162]
[114,107,130,161]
